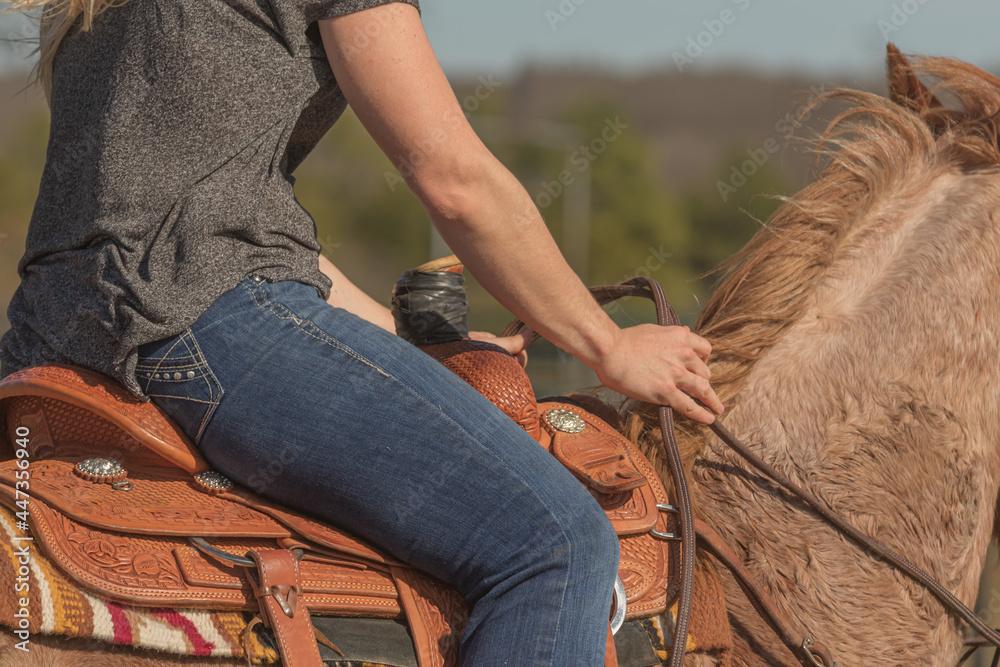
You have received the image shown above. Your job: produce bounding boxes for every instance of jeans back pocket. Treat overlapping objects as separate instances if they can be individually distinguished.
[135,328,224,446]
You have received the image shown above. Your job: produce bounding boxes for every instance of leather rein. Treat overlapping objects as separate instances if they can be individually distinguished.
[503,276,999,667]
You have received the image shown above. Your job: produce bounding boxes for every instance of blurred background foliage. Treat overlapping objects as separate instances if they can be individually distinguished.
[0,68,834,393]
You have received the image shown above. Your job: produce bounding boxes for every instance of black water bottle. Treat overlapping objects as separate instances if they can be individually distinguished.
[390,256,470,346]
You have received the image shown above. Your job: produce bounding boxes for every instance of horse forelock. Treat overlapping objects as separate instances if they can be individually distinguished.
[622,54,1000,490]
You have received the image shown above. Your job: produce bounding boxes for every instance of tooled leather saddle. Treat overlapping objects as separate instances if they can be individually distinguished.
[0,261,685,667]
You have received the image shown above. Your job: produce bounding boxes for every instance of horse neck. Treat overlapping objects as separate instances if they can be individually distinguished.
[692,170,1000,665]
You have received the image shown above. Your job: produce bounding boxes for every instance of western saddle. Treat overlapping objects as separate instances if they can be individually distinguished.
[0,260,692,667]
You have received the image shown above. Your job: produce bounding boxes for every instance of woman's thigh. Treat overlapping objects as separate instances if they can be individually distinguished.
[136,275,613,598]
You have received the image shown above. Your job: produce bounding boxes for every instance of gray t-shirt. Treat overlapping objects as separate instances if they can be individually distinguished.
[0,0,419,401]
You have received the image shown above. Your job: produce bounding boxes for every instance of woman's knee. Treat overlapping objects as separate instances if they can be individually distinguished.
[457,487,619,604]
[513,469,620,585]
[560,497,620,580]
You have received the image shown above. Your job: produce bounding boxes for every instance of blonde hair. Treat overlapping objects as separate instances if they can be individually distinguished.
[2,0,131,104]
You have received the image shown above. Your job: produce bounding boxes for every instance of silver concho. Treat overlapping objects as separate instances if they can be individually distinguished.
[544,409,586,434]
[74,457,129,485]
[194,470,234,494]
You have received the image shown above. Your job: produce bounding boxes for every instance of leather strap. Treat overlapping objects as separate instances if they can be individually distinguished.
[246,549,324,667]
[958,637,1000,666]
[504,280,704,667]
[633,277,697,667]
[605,622,619,667]
[391,565,468,667]
[695,520,833,667]
[708,419,1000,653]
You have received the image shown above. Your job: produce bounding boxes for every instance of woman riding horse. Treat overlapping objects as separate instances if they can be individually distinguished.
[0,0,723,663]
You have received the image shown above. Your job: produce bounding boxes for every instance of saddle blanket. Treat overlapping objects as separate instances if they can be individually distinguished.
[0,504,279,662]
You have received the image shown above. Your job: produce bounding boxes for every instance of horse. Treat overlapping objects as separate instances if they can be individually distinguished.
[624,45,1000,665]
[2,45,1000,666]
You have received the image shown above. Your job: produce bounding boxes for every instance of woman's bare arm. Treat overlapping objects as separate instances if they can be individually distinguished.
[317,3,723,423]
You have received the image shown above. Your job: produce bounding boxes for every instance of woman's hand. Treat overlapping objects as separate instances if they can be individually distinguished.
[469,328,532,368]
[593,324,724,425]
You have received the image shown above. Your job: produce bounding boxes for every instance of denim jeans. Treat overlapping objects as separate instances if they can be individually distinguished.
[134,275,620,666]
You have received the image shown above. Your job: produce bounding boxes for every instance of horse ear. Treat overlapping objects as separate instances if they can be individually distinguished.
[887,43,942,111]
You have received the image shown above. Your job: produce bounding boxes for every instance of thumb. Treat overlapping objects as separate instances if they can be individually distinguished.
[468,328,533,367]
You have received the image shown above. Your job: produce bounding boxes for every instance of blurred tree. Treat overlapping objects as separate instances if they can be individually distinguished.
[683,147,789,298]
[0,110,47,332]
[559,103,693,318]
[467,101,698,327]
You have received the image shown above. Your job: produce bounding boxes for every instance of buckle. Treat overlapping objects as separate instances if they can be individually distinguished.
[650,504,682,540]
[260,584,299,618]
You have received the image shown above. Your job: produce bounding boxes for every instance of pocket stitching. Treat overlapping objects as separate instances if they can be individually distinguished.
[137,328,224,445]
[138,333,195,395]
[144,395,220,405]
[178,330,225,442]
[177,331,219,404]
[244,280,390,378]
[296,319,390,378]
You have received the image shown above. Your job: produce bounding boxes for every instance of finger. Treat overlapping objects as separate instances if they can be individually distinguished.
[517,326,534,346]
[511,328,531,367]
[683,355,712,381]
[501,332,529,355]
[679,329,712,362]
[675,372,725,416]
[478,333,528,357]
[467,331,529,367]
[665,387,716,425]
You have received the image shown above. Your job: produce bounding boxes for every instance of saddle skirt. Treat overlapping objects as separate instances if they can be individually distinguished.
[0,342,692,666]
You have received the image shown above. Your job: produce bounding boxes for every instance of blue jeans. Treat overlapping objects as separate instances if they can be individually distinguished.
[134,275,620,666]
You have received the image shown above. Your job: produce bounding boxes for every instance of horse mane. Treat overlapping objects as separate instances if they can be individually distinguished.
[621,54,1000,483]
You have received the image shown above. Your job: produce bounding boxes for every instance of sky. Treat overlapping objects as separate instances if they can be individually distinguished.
[1,0,998,80]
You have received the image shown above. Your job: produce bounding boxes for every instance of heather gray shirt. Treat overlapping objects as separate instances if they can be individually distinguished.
[0,0,419,400]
